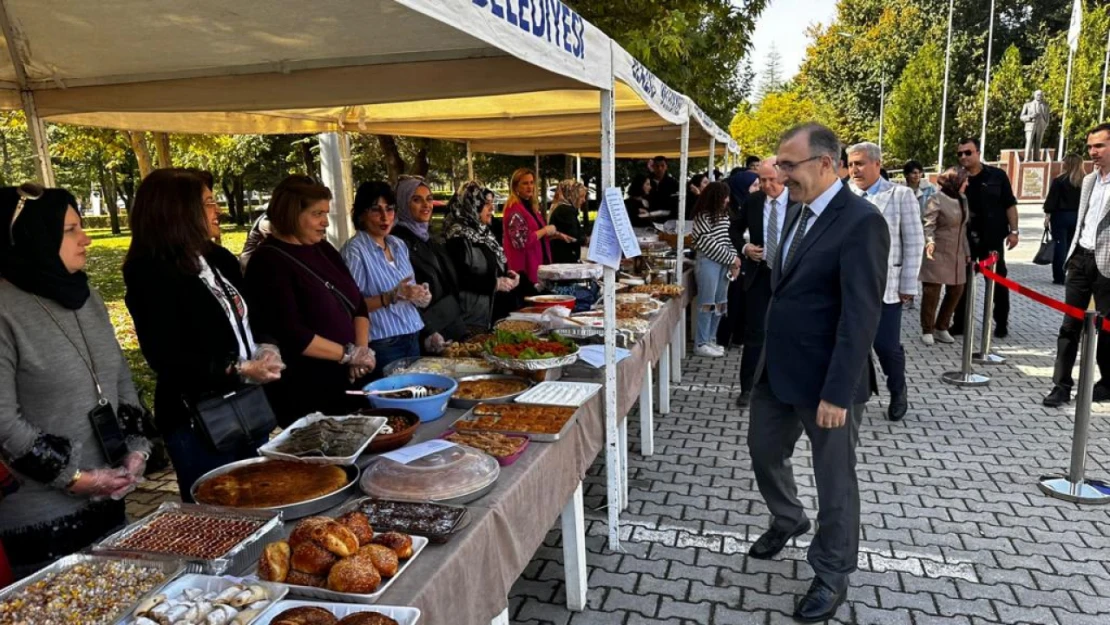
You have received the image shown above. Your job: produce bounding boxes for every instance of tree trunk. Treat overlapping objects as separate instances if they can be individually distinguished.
[233,175,246,225]
[128,131,154,179]
[413,139,430,178]
[101,167,122,235]
[375,135,406,183]
[221,175,239,224]
[300,139,316,175]
[564,155,573,181]
[153,132,172,168]
[0,129,10,185]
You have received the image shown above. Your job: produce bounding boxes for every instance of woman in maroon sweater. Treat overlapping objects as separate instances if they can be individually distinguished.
[244,176,376,426]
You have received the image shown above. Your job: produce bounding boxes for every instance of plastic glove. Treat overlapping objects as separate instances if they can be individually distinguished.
[496,277,516,292]
[424,333,446,354]
[121,451,147,481]
[391,277,416,302]
[253,344,285,370]
[348,345,376,369]
[238,358,282,384]
[68,467,136,500]
[409,283,433,309]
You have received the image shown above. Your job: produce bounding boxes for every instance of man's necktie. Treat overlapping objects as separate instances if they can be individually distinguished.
[782,205,813,271]
[765,199,780,266]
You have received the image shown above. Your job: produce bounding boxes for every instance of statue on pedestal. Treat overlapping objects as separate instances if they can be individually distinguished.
[1020,90,1050,162]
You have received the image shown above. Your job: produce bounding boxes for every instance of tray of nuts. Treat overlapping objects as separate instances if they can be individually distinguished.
[93,502,284,576]
[0,554,183,625]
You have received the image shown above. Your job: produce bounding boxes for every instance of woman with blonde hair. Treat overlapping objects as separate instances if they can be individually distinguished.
[1043,154,1085,284]
[920,167,971,345]
[502,168,573,288]
[547,179,585,264]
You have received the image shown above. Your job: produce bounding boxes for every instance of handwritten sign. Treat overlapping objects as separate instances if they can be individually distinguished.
[588,187,642,268]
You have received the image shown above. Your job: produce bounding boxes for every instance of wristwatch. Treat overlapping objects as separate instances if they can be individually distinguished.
[339,343,355,365]
[1010,229,1021,236]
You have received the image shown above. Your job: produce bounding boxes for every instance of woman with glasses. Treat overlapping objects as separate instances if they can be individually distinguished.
[0,183,152,577]
[691,182,740,358]
[244,175,375,426]
[391,177,468,352]
[503,168,573,289]
[124,168,284,500]
[341,181,432,372]
[445,182,520,332]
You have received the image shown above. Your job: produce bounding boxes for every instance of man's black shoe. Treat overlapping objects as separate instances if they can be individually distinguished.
[1043,386,1071,407]
[736,390,751,408]
[888,391,908,421]
[748,520,811,560]
[994,325,1008,339]
[1094,383,1110,403]
[793,579,847,623]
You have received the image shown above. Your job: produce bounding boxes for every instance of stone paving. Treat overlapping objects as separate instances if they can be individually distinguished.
[126,205,1110,624]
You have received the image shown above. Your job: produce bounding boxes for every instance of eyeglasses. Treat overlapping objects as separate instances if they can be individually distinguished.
[957,150,976,157]
[774,156,821,174]
[10,184,43,245]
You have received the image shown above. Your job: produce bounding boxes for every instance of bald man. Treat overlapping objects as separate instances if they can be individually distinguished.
[729,157,789,407]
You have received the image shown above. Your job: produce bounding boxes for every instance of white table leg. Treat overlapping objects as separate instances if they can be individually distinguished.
[618,418,628,511]
[561,482,587,611]
[490,607,509,625]
[640,363,654,456]
[659,345,671,415]
[671,315,683,384]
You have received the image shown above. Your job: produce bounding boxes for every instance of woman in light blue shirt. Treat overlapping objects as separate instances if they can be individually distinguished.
[341,181,432,373]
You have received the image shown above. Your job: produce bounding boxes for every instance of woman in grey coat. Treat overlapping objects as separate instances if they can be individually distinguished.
[0,184,151,577]
[920,168,971,345]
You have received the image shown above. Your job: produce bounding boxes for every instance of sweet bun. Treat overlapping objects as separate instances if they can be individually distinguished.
[285,569,328,588]
[357,544,399,578]
[371,532,413,559]
[337,511,374,546]
[270,606,338,625]
[336,613,399,625]
[326,554,382,594]
[258,541,291,582]
[289,517,359,557]
[291,541,340,575]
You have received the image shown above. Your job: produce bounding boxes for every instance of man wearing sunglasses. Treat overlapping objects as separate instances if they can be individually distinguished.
[951,137,1018,338]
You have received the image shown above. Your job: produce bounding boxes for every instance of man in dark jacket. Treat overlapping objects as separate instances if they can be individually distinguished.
[648,156,680,221]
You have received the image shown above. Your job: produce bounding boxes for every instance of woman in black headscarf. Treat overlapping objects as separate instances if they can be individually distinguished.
[444,182,520,332]
[0,183,152,577]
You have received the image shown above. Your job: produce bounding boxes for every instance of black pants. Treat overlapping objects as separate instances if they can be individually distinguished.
[1052,250,1110,390]
[717,278,746,346]
[952,242,1009,333]
[740,271,771,393]
[1050,211,1078,284]
[872,302,906,395]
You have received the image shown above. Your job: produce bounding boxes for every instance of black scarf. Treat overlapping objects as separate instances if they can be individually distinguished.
[0,186,90,310]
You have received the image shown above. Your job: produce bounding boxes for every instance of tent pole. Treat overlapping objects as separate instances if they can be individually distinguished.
[576,154,582,181]
[599,87,621,552]
[466,141,474,181]
[675,120,690,286]
[708,138,716,181]
[318,132,351,247]
[535,153,542,208]
[0,2,54,186]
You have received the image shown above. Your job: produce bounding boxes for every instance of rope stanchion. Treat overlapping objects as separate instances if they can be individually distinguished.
[941,262,990,387]
[973,272,1006,365]
[978,253,1110,331]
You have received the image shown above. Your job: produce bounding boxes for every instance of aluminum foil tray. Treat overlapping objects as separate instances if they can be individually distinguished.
[254,600,420,625]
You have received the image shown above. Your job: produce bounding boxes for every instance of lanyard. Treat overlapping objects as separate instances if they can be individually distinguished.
[33,297,107,406]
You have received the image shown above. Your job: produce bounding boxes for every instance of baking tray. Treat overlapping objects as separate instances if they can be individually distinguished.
[438,430,531,466]
[246,536,428,605]
[482,349,578,371]
[515,381,602,407]
[259,414,387,464]
[333,497,469,544]
[123,573,288,625]
[254,600,420,625]
[451,406,578,443]
[0,554,185,625]
[94,502,284,576]
[448,374,533,409]
[191,458,361,521]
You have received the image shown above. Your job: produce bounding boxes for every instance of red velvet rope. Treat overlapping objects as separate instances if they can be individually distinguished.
[977,253,1110,331]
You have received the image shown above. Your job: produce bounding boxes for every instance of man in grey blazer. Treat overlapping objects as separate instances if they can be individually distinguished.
[1044,122,1110,407]
[746,123,890,622]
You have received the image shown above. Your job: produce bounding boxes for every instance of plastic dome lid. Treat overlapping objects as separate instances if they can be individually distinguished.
[360,445,500,502]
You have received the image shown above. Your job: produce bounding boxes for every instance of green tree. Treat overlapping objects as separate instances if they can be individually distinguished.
[954,44,1030,160]
[755,44,786,102]
[884,32,948,166]
[729,89,830,157]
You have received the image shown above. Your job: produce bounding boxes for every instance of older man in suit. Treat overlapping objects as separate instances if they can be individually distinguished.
[1044,122,1110,407]
[729,157,788,407]
[746,123,889,622]
[848,142,924,421]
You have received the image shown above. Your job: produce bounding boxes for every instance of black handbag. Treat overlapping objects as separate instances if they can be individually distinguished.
[190,267,277,452]
[1033,226,1054,266]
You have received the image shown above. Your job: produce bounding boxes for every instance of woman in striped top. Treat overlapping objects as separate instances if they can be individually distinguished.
[341,181,432,374]
[691,181,740,358]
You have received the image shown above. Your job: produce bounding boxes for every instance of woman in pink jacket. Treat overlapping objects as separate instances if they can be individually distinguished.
[502,168,573,287]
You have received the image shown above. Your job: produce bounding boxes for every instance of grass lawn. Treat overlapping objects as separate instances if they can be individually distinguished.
[85,227,250,404]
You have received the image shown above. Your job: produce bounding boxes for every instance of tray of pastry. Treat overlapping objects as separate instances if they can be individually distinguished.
[254,600,420,625]
[0,554,184,625]
[451,402,578,442]
[191,458,360,521]
[438,430,530,466]
[259,414,387,465]
[94,502,285,576]
[124,573,287,625]
[251,515,427,605]
[333,498,469,544]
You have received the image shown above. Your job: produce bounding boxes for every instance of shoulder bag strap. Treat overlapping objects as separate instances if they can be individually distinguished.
[261,245,357,318]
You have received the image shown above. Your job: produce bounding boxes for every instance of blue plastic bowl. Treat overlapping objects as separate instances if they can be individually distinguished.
[361,373,458,423]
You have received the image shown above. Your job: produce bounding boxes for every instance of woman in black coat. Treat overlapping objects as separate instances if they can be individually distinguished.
[547,179,586,264]
[124,169,285,500]
[444,183,520,331]
[1043,154,1084,284]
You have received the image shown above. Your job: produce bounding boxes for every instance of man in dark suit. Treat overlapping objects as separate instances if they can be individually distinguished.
[746,123,890,622]
[729,157,788,407]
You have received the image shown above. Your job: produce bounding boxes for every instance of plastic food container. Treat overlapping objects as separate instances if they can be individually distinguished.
[361,373,458,422]
[525,294,577,311]
[359,445,500,504]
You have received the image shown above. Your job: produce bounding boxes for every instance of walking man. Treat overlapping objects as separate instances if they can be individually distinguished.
[747,123,889,622]
[1044,123,1110,407]
[847,142,924,421]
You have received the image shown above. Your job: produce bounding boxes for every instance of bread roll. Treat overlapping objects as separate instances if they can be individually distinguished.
[337,511,374,546]
[258,541,291,582]
[285,569,328,588]
[270,605,337,625]
[326,554,382,594]
[336,613,399,625]
[371,532,413,559]
[289,517,359,557]
[291,541,340,575]
[357,544,399,578]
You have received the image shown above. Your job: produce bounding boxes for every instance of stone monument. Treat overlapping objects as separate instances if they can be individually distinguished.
[1020,90,1050,162]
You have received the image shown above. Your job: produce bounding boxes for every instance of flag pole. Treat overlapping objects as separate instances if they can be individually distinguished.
[979,0,996,154]
[1060,46,1076,159]
[1101,26,1110,123]
[937,0,955,172]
